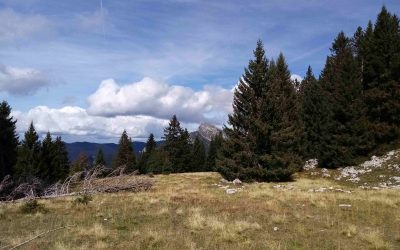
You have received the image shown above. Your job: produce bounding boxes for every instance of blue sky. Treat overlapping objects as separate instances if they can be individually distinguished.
[0,0,399,142]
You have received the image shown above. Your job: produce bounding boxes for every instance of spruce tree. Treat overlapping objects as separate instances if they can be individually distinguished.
[205,132,223,171]
[94,148,106,166]
[40,132,53,184]
[191,136,206,172]
[218,41,299,181]
[138,133,157,174]
[300,66,331,160]
[319,32,370,167]
[261,53,302,176]
[14,122,43,183]
[163,115,192,173]
[0,101,19,180]
[113,130,136,172]
[51,136,69,181]
[361,7,400,148]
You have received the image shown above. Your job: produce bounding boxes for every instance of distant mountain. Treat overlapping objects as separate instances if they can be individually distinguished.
[190,122,222,148]
[66,123,221,165]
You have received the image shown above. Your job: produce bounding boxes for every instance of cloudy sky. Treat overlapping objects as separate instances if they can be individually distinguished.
[0,0,399,142]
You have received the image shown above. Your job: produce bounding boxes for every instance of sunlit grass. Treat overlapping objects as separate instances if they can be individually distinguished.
[0,172,399,249]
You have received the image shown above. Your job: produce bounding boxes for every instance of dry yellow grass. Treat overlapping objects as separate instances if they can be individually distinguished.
[0,172,399,249]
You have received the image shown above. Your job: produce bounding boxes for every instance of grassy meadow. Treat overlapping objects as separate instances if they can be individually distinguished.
[0,172,400,250]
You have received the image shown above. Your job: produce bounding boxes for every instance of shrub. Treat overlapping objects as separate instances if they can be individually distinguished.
[20,199,47,214]
[73,194,92,205]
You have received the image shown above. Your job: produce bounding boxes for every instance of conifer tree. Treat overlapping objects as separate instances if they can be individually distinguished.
[94,148,106,166]
[113,130,136,172]
[51,136,69,181]
[218,41,299,181]
[40,132,53,183]
[191,136,206,172]
[163,115,192,173]
[319,32,370,167]
[360,7,400,148]
[0,101,19,180]
[261,53,302,175]
[300,66,331,160]
[205,132,223,171]
[138,133,157,174]
[217,40,269,181]
[14,122,43,183]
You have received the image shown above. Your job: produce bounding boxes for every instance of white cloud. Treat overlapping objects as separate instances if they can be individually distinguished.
[290,74,303,82]
[12,106,171,142]
[87,77,233,124]
[0,8,51,41]
[0,64,50,95]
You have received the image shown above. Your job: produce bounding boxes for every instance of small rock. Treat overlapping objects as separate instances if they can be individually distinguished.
[339,204,352,209]
[273,226,279,231]
[232,178,242,185]
[226,189,237,194]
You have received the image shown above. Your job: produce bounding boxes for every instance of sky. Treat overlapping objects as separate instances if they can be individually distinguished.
[0,0,399,143]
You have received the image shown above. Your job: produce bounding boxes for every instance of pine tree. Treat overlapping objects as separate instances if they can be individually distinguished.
[319,32,370,168]
[261,53,302,176]
[191,136,206,172]
[300,66,331,160]
[163,115,192,173]
[14,122,42,183]
[40,132,53,184]
[205,132,223,171]
[94,148,106,166]
[361,7,400,149]
[218,41,299,181]
[0,101,19,180]
[138,133,157,174]
[113,130,136,172]
[51,136,69,181]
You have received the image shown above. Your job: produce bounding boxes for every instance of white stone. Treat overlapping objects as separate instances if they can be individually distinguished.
[226,189,237,194]
[232,178,242,185]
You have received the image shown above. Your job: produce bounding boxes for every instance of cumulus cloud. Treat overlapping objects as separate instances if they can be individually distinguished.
[0,8,51,41]
[87,77,233,124]
[290,74,303,82]
[12,106,171,142]
[0,64,50,95]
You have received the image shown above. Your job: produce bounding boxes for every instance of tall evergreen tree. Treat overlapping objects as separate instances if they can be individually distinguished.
[218,41,299,181]
[40,132,53,183]
[94,148,106,166]
[361,7,400,148]
[114,130,136,172]
[0,101,19,180]
[163,115,192,173]
[205,132,223,171]
[319,32,370,167]
[14,122,42,182]
[261,53,302,175]
[299,66,332,161]
[138,133,157,174]
[51,136,69,181]
[191,136,206,172]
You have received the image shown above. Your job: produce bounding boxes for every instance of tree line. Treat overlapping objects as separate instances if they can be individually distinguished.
[0,6,399,186]
[218,6,400,181]
[70,114,223,175]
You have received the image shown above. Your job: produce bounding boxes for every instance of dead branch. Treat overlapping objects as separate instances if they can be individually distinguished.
[8,225,73,250]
